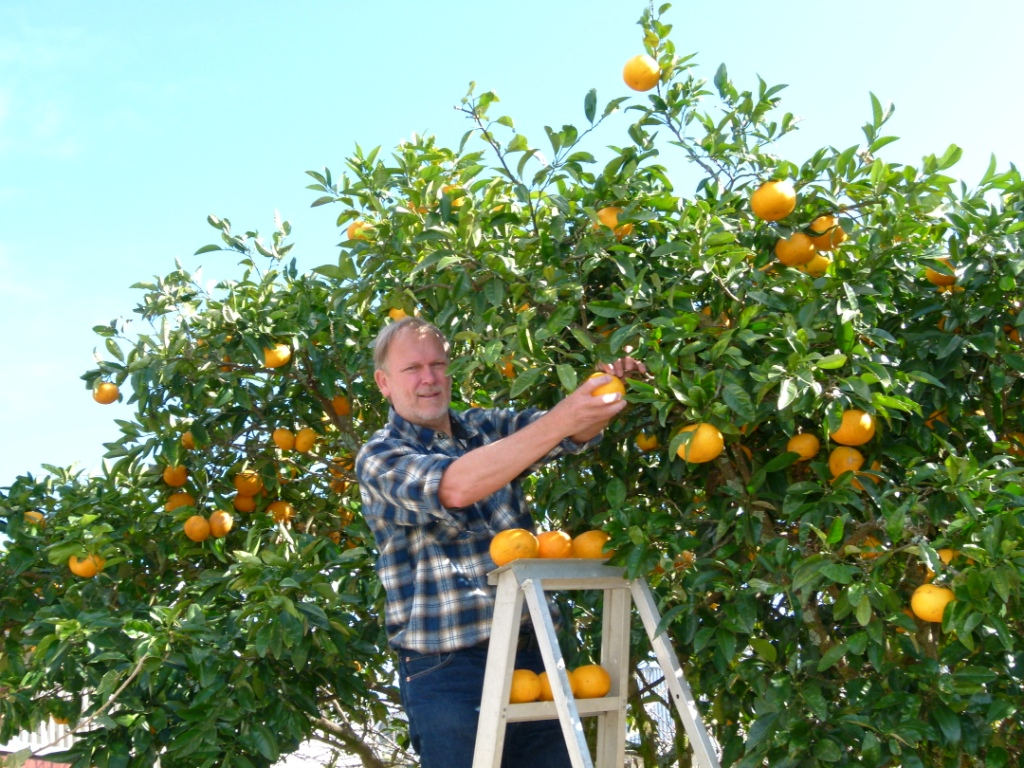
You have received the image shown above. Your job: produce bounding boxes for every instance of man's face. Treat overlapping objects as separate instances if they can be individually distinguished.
[375,327,452,431]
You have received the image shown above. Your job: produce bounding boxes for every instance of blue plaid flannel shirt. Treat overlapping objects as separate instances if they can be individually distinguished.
[356,405,597,653]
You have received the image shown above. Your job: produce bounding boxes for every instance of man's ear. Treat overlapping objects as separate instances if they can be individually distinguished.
[374,368,391,398]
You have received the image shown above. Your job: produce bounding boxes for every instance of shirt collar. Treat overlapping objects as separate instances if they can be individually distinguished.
[387,406,479,447]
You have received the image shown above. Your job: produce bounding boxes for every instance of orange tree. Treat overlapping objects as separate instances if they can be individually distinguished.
[3,4,1024,766]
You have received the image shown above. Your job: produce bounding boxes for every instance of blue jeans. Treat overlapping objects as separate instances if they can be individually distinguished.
[397,638,573,768]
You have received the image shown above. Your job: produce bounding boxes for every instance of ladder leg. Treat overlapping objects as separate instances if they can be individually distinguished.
[522,577,593,768]
[631,578,721,768]
[473,569,526,768]
[595,586,631,768]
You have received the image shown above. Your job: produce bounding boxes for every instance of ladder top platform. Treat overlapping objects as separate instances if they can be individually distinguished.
[486,558,626,586]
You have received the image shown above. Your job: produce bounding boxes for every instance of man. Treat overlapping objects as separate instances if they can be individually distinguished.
[356,317,643,768]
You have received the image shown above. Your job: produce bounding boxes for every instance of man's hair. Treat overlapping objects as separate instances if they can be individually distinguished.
[372,317,450,372]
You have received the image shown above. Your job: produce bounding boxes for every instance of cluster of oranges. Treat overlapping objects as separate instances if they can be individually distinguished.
[509,663,612,703]
[751,180,846,278]
[489,528,612,567]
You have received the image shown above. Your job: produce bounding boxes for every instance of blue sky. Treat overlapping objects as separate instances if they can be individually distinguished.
[1,0,1022,487]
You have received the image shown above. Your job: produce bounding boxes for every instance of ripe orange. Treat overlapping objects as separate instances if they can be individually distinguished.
[234,470,264,496]
[263,343,292,369]
[232,493,257,513]
[162,465,188,487]
[347,220,370,240]
[268,500,295,524]
[635,432,659,452]
[807,215,848,251]
[910,583,955,623]
[572,530,612,559]
[499,353,515,379]
[92,382,119,404]
[830,409,876,446]
[925,547,959,581]
[331,395,351,417]
[509,669,542,703]
[441,184,466,207]
[750,180,796,221]
[181,430,195,450]
[774,233,816,267]
[24,510,45,527]
[924,258,956,287]
[622,54,661,91]
[858,535,884,559]
[536,530,573,559]
[798,253,832,278]
[209,510,234,538]
[787,433,820,461]
[294,427,317,453]
[587,372,626,399]
[272,427,295,451]
[388,307,408,321]
[571,664,611,698]
[829,446,865,478]
[164,492,196,512]
[676,423,725,464]
[490,528,540,566]
[595,207,634,241]
[68,554,105,579]
[538,670,579,700]
[184,515,211,542]
[924,410,949,430]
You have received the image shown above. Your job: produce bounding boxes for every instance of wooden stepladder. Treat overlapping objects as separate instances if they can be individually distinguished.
[472,559,720,768]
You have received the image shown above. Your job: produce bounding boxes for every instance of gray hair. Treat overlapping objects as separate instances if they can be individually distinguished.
[372,317,450,372]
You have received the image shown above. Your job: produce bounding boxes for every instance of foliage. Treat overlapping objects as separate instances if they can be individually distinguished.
[3,2,1024,766]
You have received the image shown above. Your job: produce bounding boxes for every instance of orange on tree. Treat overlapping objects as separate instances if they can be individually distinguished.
[572,529,612,559]
[924,257,956,287]
[92,382,119,404]
[490,528,539,566]
[594,206,633,241]
[164,491,196,512]
[786,432,820,461]
[676,423,725,464]
[499,353,515,379]
[184,515,211,543]
[68,554,105,579]
[268,500,295,524]
[234,469,264,496]
[622,53,661,91]
[272,427,295,451]
[587,371,626,399]
[346,220,370,240]
[162,465,188,487]
[774,233,816,267]
[910,583,955,623]
[208,510,234,538]
[924,410,949,430]
[830,409,876,446]
[828,446,865,478]
[857,535,885,559]
[331,394,351,417]
[635,432,659,452]
[388,307,408,321]
[232,493,257,513]
[571,664,611,699]
[24,510,45,527]
[509,669,542,703]
[807,215,848,250]
[798,253,831,278]
[750,180,796,221]
[263,343,292,369]
[536,530,573,559]
[294,427,317,453]
[181,430,195,450]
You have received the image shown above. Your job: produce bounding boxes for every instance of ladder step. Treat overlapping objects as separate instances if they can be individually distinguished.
[505,696,626,723]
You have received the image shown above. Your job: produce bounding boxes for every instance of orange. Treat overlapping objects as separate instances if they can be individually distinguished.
[490,528,539,566]
[234,470,264,496]
[750,180,796,221]
[327,531,342,544]
[92,382,120,404]
[635,432,659,452]
[268,500,295,524]
[441,184,466,207]
[162,465,188,488]
[807,215,848,251]
[294,427,317,453]
[331,395,351,417]
[924,410,949,430]
[572,530,612,559]
[910,584,955,623]
[571,664,611,698]
[388,307,408,321]
[24,510,45,527]
[622,54,661,91]
[209,510,233,538]
[68,554,105,579]
[925,548,959,581]
[858,535,884,559]
[587,372,626,399]
[499,353,515,379]
[509,669,542,703]
[263,343,292,369]
[164,492,196,512]
[924,258,956,287]
[184,515,211,543]
[181,430,195,450]
[798,253,831,278]
[774,233,816,267]
[830,409,876,446]
[594,206,633,241]
[232,493,257,513]
[676,423,725,464]
[536,530,573,559]
[829,446,865,478]
[787,433,820,461]
[272,427,295,451]
[347,220,371,240]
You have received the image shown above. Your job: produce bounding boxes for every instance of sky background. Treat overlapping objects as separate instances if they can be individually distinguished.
[1,0,1022,488]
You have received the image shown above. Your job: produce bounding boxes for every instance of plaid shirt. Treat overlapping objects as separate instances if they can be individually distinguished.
[356,406,597,653]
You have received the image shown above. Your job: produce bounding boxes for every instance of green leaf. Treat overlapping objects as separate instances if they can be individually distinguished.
[814,353,847,370]
[817,641,848,671]
[749,637,777,663]
[584,89,597,123]
[510,367,545,399]
[605,477,626,509]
